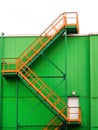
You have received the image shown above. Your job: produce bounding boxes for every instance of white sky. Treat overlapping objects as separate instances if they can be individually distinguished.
[0,0,98,35]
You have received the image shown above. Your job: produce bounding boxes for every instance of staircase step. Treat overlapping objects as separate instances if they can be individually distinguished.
[18,65,68,122]
[43,116,63,130]
[2,12,79,75]
[2,13,80,130]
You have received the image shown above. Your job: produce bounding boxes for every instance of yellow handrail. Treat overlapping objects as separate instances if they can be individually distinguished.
[1,12,81,129]
[2,12,79,73]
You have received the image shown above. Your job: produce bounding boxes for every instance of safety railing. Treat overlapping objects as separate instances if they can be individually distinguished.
[17,12,79,70]
[18,60,68,120]
[2,12,79,73]
[2,58,19,75]
[65,12,79,32]
[43,106,81,130]
[43,116,63,130]
[67,107,81,123]
[1,12,80,129]
[2,58,68,121]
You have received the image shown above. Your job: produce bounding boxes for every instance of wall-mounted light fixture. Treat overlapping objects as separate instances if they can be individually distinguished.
[72,91,76,96]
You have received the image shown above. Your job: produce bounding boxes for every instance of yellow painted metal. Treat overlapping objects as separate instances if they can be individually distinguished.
[2,12,79,72]
[1,12,81,129]
[18,60,68,121]
[67,107,81,124]
[43,108,81,130]
[43,116,63,130]
[2,58,81,124]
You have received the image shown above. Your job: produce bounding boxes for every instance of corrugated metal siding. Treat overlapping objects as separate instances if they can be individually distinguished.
[1,34,98,130]
[67,36,90,129]
[1,36,66,130]
[31,37,66,96]
[90,35,98,129]
[3,36,37,57]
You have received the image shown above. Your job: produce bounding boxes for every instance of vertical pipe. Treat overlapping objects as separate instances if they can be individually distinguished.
[64,29,68,129]
[89,35,92,130]
[64,29,67,101]
[16,76,18,130]
[0,33,4,130]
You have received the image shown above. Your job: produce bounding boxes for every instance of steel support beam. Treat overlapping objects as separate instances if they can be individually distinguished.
[64,29,68,130]
[0,33,4,130]
[16,77,18,130]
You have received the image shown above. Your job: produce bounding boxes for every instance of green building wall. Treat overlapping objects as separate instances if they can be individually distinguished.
[0,34,98,130]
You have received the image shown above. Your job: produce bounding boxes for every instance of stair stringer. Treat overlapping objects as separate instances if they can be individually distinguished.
[17,68,68,122]
[17,12,79,70]
[27,28,66,67]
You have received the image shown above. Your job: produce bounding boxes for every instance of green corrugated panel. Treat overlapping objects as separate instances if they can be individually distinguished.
[2,78,16,130]
[67,36,90,96]
[1,34,98,130]
[1,35,66,130]
[30,36,66,98]
[3,36,37,58]
[18,98,54,125]
[67,36,90,129]
[90,35,98,130]
[31,37,65,77]
[3,78,16,97]
[2,98,16,127]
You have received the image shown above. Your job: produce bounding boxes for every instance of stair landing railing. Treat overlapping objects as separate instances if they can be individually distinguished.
[43,106,81,130]
[2,58,19,75]
[2,12,79,73]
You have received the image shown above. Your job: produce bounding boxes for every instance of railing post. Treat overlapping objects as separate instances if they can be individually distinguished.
[67,107,70,124]
[76,12,79,33]
[16,58,19,71]
[63,13,66,26]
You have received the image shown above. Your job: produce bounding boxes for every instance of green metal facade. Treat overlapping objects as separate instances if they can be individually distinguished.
[0,34,98,130]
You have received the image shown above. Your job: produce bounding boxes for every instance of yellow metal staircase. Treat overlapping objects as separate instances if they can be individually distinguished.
[2,12,81,129]
[43,116,63,130]
[2,12,79,74]
[14,12,79,70]
[2,60,81,129]
[43,107,81,130]
[18,62,68,120]
[2,12,79,73]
